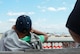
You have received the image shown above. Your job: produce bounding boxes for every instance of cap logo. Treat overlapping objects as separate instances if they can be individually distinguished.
[20,22,22,24]
[27,22,29,24]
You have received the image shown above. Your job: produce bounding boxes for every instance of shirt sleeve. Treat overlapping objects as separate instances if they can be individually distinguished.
[21,35,45,43]
[38,35,45,42]
[21,36,31,43]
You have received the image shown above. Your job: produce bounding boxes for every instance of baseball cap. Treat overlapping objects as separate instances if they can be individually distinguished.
[15,15,32,33]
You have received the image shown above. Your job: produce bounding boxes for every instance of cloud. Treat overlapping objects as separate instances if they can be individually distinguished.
[37,5,46,9]
[57,7,66,11]
[45,24,67,33]
[47,7,56,11]
[7,11,35,16]
[8,18,16,23]
[0,19,16,33]
[0,21,14,33]
[33,22,68,33]
[0,19,68,34]
[37,6,67,12]
[33,18,47,24]
[32,18,68,33]
[48,7,66,11]
[28,12,35,15]
[7,12,26,16]
[33,18,47,28]
[37,6,47,12]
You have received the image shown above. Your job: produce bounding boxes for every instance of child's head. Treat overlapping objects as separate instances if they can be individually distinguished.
[15,15,32,33]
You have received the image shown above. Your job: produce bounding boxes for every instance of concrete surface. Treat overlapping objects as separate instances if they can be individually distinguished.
[0,48,80,54]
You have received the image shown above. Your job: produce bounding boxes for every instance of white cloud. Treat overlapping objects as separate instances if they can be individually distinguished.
[37,6,47,12]
[57,7,66,11]
[8,18,16,23]
[0,22,14,33]
[34,18,47,24]
[37,6,67,12]
[0,19,68,34]
[45,24,67,33]
[33,18,47,28]
[47,7,56,11]
[48,7,66,11]
[28,12,35,15]
[7,11,35,16]
[7,12,26,16]
[0,19,17,33]
[37,5,46,9]
[32,18,68,33]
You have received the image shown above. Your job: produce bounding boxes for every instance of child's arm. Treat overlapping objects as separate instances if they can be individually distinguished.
[31,28,48,41]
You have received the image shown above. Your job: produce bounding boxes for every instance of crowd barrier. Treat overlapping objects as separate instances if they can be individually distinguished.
[42,41,76,49]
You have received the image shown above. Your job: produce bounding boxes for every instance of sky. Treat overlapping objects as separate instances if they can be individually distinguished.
[0,0,76,34]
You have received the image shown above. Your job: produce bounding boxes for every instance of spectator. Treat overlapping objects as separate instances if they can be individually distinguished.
[66,0,80,47]
[0,15,48,51]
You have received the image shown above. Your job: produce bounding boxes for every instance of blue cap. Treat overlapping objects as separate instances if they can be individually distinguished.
[15,15,32,33]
